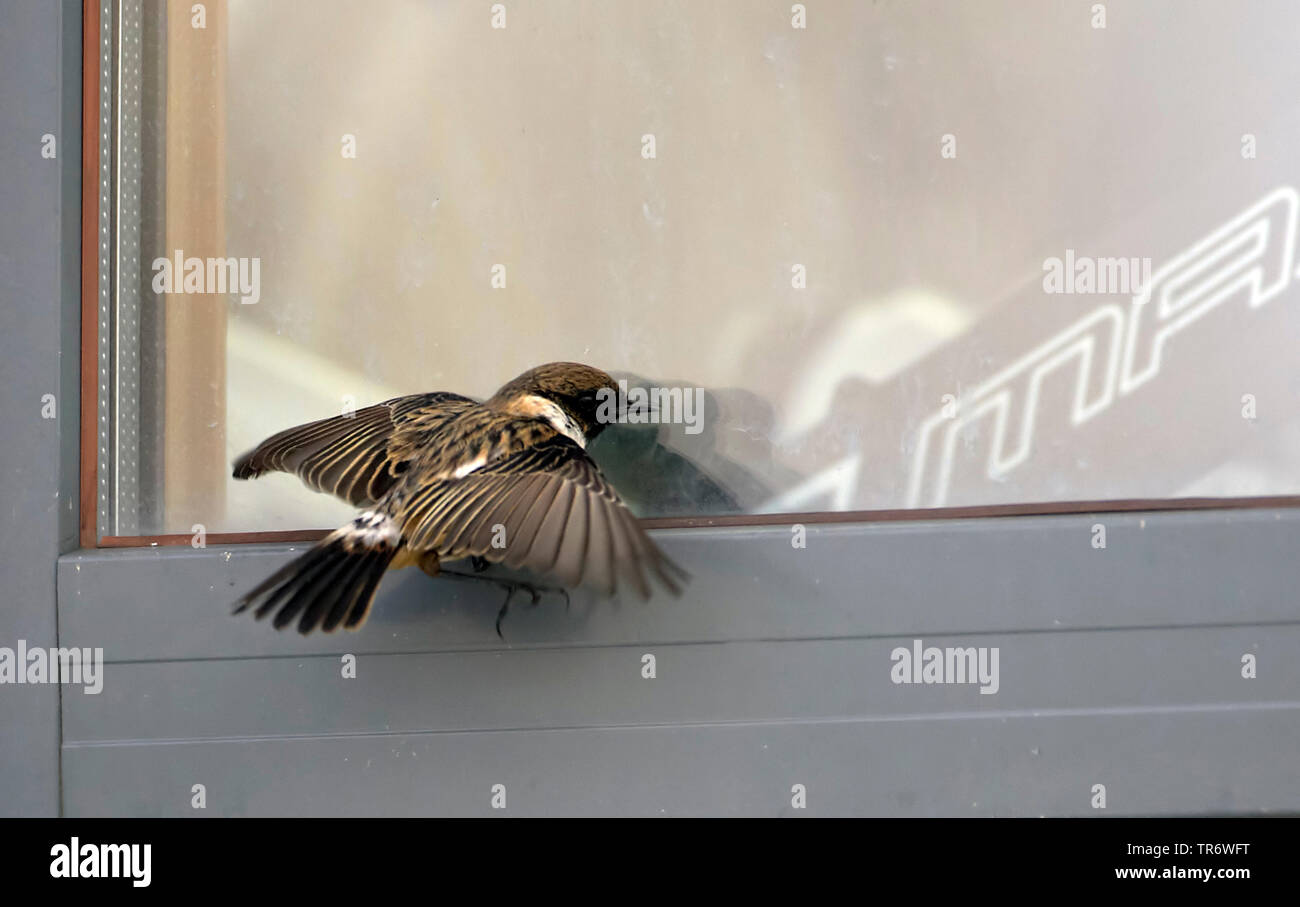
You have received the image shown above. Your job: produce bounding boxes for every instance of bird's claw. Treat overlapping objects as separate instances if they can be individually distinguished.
[495,587,514,639]
[493,580,567,638]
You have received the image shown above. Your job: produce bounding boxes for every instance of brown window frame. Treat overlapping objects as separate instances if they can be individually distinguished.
[78,0,1300,551]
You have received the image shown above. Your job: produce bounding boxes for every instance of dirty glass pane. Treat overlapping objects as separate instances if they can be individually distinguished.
[101,0,1300,536]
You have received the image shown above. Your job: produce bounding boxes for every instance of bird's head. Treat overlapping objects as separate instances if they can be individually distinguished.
[490,361,620,446]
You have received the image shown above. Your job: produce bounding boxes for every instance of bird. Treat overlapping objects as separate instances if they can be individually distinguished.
[230,362,688,636]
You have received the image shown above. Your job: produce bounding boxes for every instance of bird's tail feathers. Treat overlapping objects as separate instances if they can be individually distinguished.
[233,512,402,634]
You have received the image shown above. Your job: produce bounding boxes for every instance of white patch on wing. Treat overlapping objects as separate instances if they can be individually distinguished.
[515,394,587,448]
[340,510,400,546]
[452,452,489,478]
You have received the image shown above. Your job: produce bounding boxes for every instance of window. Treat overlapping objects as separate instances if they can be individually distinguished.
[89,0,1300,542]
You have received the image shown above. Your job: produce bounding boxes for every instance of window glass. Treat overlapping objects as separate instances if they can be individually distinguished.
[98,0,1300,537]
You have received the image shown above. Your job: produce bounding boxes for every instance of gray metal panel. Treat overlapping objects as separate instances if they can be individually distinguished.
[58,509,1300,660]
[0,0,82,817]
[61,627,1298,742]
[62,708,1300,817]
[96,0,114,539]
[57,509,1300,815]
[110,0,144,536]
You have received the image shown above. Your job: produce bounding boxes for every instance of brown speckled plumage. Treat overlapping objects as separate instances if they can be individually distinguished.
[231,362,686,634]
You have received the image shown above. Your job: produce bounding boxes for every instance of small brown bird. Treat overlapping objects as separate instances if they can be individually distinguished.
[231,362,687,635]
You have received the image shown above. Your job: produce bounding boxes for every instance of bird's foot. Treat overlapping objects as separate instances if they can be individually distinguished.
[492,580,570,637]
[437,567,569,638]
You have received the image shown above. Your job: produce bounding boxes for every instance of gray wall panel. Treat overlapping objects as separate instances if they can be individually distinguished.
[57,507,1300,815]
[62,707,1300,817]
[0,0,81,817]
[58,508,1300,662]
[62,627,1298,743]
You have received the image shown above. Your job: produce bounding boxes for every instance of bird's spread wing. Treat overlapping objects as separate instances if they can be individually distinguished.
[232,391,477,506]
[390,431,686,597]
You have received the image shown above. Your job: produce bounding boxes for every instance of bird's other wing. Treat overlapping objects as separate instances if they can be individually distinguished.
[232,391,477,507]
[390,431,688,597]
